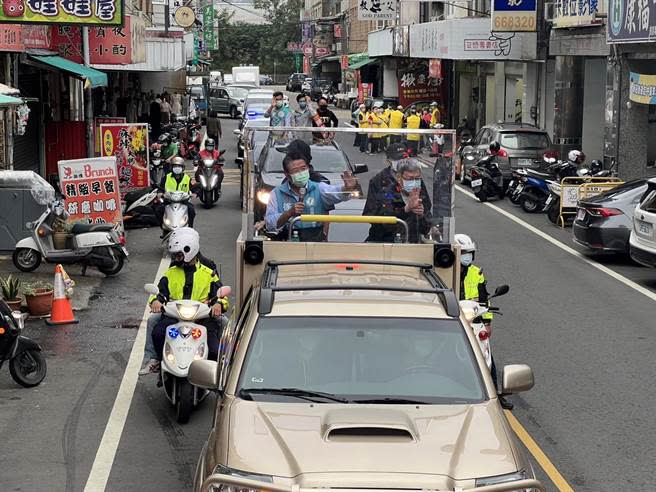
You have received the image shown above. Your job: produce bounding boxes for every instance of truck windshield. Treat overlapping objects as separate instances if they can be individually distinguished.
[237,317,486,404]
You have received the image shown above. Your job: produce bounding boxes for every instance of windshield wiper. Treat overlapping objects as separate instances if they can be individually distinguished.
[238,387,351,403]
[352,397,429,405]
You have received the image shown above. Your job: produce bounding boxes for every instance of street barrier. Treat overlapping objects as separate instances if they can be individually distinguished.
[46,264,79,326]
[555,176,623,228]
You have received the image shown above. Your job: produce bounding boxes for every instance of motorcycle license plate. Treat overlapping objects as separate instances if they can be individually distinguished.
[576,209,586,221]
[121,246,129,257]
[545,195,553,206]
[471,179,483,188]
[515,184,524,194]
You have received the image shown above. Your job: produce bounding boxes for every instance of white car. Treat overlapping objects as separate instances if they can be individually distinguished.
[629,177,656,267]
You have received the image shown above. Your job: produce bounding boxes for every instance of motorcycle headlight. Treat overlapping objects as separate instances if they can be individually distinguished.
[256,190,270,204]
[208,465,273,491]
[164,218,172,226]
[176,303,199,320]
[476,470,528,489]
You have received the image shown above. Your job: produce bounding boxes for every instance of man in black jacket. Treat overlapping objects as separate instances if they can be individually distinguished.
[363,143,432,243]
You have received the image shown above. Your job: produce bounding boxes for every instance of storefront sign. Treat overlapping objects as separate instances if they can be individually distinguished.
[22,25,50,49]
[608,0,656,43]
[314,47,332,58]
[358,0,395,20]
[302,42,313,55]
[341,55,349,70]
[429,59,442,79]
[553,0,601,28]
[410,18,537,60]
[491,0,537,32]
[358,82,373,103]
[58,157,123,231]
[50,26,83,63]
[90,20,132,64]
[94,116,125,155]
[203,4,217,51]
[0,26,23,51]
[0,0,123,26]
[398,69,441,107]
[100,123,149,197]
[287,41,304,53]
[303,55,310,74]
[130,14,145,63]
[629,72,656,105]
[334,24,342,38]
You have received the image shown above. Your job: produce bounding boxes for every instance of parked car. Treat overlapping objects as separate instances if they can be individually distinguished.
[286,72,307,91]
[259,74,274,85]
[252,141,367,221]
[573,179,648,254]
[208,86,249,119]
[629,177,656,267]
[462,123,555,185]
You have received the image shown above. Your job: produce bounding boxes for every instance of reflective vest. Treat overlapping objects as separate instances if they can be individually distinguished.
[389,110,404,129]
[431,108,441,126]
[165,173,191,192]
[358,111,370,129]
[164,262,217,302]
[463,265,493,320]
[406,114,422,141]
[274,180,324,229]
[369,114,387,139]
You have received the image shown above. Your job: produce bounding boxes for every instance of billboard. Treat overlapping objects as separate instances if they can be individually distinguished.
[608,0,656,43]
[491,0,537,32]
[100,123,149,197]
[0,0,123,26]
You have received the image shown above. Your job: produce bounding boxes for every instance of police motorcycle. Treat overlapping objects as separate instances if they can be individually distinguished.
[466,149,505,202]
[0,298,46,388]
[13,199,127,275]
[459,285,509,371]
[144,283,231,424]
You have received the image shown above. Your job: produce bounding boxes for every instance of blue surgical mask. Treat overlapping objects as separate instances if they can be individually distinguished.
[403,179,421,193]
[172,166,183,175]
[461,253,473,266]
[291,169,310,187]
[299,102,307,109]
[275,101,284,109]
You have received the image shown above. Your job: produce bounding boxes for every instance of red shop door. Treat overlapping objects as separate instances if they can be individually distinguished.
[45,122,86,181]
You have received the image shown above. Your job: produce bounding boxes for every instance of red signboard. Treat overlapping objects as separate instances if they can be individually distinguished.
[303,56,310,74]
[58,157,123,232]
[397,69,441,107]
[89,18,132,64]
[334,24,342,38]
[94,117,126,156]
[50,26,83,63]
[23,25,51,49]
[358,82,373,103]
[0,26,23,51]
[100,123,149,197]
[429,59,442,79]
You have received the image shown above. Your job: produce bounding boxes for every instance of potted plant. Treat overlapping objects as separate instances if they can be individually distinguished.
[23,280,54,317]
[53,216,73,250]
[0,275,22,311]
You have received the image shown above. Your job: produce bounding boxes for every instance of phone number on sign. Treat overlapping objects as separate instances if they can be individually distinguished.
[493,14,536,31]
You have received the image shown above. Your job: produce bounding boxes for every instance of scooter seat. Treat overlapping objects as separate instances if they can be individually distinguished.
[526,169,553,179]
[72,223,115,234]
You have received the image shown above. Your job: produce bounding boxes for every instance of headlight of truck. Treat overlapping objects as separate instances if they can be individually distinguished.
[256,190,270,204]
[476,470,528,489]
[208,464,273,491]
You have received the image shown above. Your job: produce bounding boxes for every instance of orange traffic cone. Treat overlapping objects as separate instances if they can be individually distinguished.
[46,264,79,326]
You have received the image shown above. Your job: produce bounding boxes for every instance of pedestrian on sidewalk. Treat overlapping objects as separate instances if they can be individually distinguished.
[160,95,172,125]
[170,92,182,120]
[149,94,162,140]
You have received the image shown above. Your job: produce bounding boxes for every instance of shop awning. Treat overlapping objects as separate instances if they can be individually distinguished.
[349,56,373,70]
[0,94,23,106]
[28,55,107,88]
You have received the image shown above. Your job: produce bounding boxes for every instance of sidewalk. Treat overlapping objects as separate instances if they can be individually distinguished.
[0,257,102,312]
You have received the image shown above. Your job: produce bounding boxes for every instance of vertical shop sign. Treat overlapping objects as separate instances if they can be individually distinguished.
[50,26,83,63]
[58,157,123,232]
[341,55,349,70]
[358,82,374,103]
[130,14,146,63]
[94,116,125,155]
[203,4,217,50]
[100,123,149,197]
[303,55,310,74]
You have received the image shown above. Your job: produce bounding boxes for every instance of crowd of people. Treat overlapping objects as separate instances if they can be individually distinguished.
[353,101,442,157]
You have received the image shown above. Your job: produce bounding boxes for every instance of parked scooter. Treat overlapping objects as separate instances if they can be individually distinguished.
[144,282,231,423]
[459,285,509,372]
[194,157,224,209]
[13,200,127,275]
[470,154,505,202]
[123,187,160,228]
[161,191,192,247]
[0,299,46,388]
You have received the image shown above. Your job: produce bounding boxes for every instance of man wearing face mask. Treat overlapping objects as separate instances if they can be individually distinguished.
[312,96,338,141]
[363,144,432,243]
[265,147,358,241]
[158,156,196,227]
[455,233,512,410]
[292,94,316,144]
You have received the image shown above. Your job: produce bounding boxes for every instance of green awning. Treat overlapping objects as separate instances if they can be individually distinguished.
[349,56,373,70]
[0,94,23,106]
[29,55,108,88]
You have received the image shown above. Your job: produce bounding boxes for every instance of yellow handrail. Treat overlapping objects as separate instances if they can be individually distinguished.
[299,214,398,225]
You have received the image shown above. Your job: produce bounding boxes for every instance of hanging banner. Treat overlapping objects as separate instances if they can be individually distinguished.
[0,0,123,26]
[629,72,656,105]
[358,82,373,103]
[491,0,537,32]
[99,123,149,197]
[94,116,125,155]
[58,157,123,232]
[608,0,656,43]
[358,0,395,20]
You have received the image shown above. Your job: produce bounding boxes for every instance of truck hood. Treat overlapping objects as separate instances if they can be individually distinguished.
[227,400,519,483]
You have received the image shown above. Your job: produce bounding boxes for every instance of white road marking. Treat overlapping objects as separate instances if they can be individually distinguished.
[83,256,171,492]
[456,185,656,303]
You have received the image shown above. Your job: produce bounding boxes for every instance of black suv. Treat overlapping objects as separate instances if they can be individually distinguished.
[286,73,307,92]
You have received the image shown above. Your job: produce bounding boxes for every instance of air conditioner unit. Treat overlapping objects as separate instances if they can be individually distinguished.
[544,2,556,22]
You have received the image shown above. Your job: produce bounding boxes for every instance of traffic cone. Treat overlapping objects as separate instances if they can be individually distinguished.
[46,264,79,326]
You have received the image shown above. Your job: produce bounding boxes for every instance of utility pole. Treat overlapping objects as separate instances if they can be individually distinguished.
[82,27,94,158]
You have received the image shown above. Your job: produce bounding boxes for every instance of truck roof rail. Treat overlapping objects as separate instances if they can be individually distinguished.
[257,260,460,318]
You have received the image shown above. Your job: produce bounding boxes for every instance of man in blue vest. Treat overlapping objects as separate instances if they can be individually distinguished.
[264,142,358,241]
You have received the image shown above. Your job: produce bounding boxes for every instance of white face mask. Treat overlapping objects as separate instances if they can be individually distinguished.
[172,166,183,175]
[461,252,473,266]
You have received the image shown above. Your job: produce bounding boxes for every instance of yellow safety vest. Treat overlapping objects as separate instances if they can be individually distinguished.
[358,111,370,129]
[369,114,387,139]
[406,114,422,141]
[165,173,191,193]
[431,108,441,126]
[150,262,229,311]
[463,265,492,320]
[389,110,404,129]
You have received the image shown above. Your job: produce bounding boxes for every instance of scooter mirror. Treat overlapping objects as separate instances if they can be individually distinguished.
[144,283,159,295]
[493,285,510,297]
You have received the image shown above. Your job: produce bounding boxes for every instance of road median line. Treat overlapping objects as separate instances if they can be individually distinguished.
[83,256,170,492]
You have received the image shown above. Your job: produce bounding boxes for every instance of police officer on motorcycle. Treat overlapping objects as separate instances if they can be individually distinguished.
[157,156,196,228]
[455,233,513,410]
